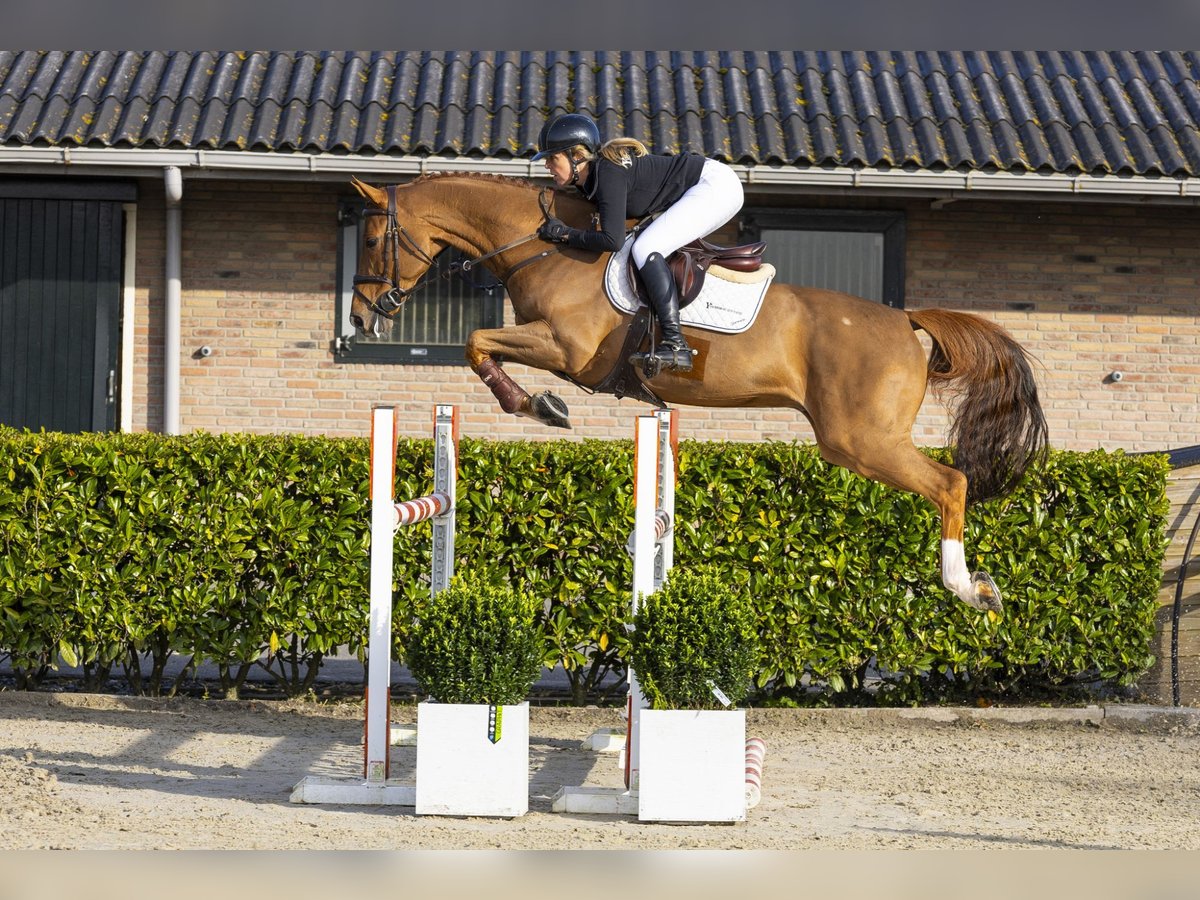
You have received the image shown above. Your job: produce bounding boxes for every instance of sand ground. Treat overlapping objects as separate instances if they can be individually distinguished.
[2,691,1199,851]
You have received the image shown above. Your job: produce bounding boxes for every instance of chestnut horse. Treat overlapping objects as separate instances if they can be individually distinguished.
[348,174,1047,613]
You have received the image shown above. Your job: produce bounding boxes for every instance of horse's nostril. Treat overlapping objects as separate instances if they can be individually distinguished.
[349,314,364,330]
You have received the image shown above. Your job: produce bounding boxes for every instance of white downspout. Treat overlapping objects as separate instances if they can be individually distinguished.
[120,203,137,433]
[163,166,182,434]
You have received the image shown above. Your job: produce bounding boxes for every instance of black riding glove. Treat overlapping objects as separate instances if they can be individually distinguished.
[538,217,572,243]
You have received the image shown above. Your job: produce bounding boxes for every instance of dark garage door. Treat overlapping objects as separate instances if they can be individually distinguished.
[0,180,133,433]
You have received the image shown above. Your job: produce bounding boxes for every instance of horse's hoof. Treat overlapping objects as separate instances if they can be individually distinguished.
[969,571,1003,614]
[530,391,572,429]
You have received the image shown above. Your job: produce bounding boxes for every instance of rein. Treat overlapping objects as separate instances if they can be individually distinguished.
[352,184,564,319]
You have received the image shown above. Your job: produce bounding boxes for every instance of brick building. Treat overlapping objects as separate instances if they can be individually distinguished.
[1,50,1198,450]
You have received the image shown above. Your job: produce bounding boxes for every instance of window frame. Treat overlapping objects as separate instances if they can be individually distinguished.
[333,198,505,365]
[738,208,907,309]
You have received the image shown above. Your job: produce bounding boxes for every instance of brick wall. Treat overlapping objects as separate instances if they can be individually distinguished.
[131,178,1200,451]
[906,198,1200,452]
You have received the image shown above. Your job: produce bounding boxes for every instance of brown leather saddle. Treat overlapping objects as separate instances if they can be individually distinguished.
[628,237,767,307]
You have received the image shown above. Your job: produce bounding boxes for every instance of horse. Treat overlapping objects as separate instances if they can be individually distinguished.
[347,173,1048,613]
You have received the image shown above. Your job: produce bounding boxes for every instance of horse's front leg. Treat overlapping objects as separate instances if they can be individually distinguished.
[466,321,574,429]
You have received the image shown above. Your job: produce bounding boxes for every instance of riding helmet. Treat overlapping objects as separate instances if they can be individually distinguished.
[532,113,600,160]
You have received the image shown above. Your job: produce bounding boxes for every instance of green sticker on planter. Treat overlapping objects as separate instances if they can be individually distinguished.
[488,704,503,744]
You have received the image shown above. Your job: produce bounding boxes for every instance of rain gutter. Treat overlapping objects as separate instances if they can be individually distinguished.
[1,147,1199,205]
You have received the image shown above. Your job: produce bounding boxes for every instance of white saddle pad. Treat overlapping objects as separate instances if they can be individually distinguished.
[603,241,775,335]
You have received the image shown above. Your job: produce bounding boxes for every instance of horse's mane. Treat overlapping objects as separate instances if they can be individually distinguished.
[410,170,541,191]
[404,170,591,218]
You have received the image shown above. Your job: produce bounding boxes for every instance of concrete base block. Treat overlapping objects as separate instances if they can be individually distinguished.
[550,786,639,815]
[290,776,415,806]
[637,708,746,823]
[580,727,626,752]
[415,701,529,818]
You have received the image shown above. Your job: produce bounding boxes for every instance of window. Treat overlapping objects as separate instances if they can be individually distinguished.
[334,199,505,365]
[739,209,906,308]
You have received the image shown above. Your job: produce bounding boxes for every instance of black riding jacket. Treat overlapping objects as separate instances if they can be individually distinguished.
[562,151,706,253]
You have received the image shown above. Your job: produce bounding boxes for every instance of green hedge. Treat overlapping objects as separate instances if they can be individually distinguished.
[0,426,1170,703]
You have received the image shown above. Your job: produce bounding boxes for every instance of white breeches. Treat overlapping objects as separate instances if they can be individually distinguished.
[631,159,745,269]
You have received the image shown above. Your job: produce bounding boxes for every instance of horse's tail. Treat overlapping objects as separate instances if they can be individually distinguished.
[907,308,1048,505]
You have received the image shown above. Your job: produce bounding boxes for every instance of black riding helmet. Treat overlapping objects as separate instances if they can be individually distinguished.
[531,113,600,161]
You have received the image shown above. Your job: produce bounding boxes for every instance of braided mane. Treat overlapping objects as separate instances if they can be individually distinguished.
[410,170,541,190]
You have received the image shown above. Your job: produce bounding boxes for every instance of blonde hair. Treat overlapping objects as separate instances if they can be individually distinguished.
[599,138,649,167]
[568,138,649,168]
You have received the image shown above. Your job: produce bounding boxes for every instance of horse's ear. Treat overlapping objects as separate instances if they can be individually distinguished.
[350,176,387,208]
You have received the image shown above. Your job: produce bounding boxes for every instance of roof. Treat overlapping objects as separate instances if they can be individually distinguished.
[2,50,1200,178]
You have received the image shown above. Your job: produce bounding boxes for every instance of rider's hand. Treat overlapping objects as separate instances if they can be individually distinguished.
[538,217,571,243]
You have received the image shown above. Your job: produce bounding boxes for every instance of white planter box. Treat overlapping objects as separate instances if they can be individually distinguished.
[637,708,746,823]
[415,701,529,817]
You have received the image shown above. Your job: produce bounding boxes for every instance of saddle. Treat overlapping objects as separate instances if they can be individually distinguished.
[559,237,768,403]
[628,238,767,307]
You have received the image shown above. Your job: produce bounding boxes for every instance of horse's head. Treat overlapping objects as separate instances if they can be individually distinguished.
[348,176,441,337]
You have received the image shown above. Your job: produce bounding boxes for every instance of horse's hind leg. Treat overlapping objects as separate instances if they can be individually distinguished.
[817,438,1002,613]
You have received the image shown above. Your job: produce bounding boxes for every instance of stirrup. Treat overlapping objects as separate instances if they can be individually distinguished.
[629,345,695,377]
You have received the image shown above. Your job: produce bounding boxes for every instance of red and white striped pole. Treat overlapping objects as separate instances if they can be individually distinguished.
[744,737,766,809]
[394,491,452,527]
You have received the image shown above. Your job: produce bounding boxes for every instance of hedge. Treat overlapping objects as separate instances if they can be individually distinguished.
[0,426,1170,704]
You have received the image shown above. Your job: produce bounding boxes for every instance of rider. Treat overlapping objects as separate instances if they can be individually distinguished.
[532,113,744,373]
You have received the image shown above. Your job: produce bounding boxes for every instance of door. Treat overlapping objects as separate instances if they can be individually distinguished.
[0,182,131,433]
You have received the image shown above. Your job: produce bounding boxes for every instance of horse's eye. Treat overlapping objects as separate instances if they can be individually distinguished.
[366,237,379,249]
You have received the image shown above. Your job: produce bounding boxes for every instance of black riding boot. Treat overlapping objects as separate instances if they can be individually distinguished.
[638,252,694,373]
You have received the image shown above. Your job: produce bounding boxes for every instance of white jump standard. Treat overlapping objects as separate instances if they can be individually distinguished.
[291,404,457,806]
[552,408,767,822]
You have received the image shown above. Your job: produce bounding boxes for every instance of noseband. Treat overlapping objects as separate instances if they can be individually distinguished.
[352,185,439,320]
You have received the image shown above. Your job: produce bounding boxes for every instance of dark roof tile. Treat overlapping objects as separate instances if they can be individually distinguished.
[858,116,890,165]
[1065,121,1109,173]
[885,115,922,166]
[102,52,140,101]
[911,116,948,167]
[1017,120,1055,169]
[113,95,149,145]
[27,51,68,100]
[1,51,41,99]
[381,101,411,150]
[960,115,1000,167]
[1094,121,1134,172]
[0,95,19,136]
[0,50,1198,176]
[247,99,281,150]
[195,99,228,148]
[1177,126,1200,169]
[806,113,839,161]
[33,95,70,142]
[141,97,174,145]
[328,100,360,151]
[12,96,47,141]
[89,95,124,143]
[1147,122,1189,174]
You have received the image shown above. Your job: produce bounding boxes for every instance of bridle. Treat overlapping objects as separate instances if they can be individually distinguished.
[352,183,567,321]
[351,185,439,320]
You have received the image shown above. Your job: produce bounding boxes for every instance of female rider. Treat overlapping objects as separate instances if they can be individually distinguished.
[532,113,744,373]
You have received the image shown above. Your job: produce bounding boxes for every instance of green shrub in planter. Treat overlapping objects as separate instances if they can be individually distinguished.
[628,566,761,710]
[404,571,545,706]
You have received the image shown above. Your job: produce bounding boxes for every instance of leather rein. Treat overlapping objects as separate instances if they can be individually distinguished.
[352,184,562,320]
